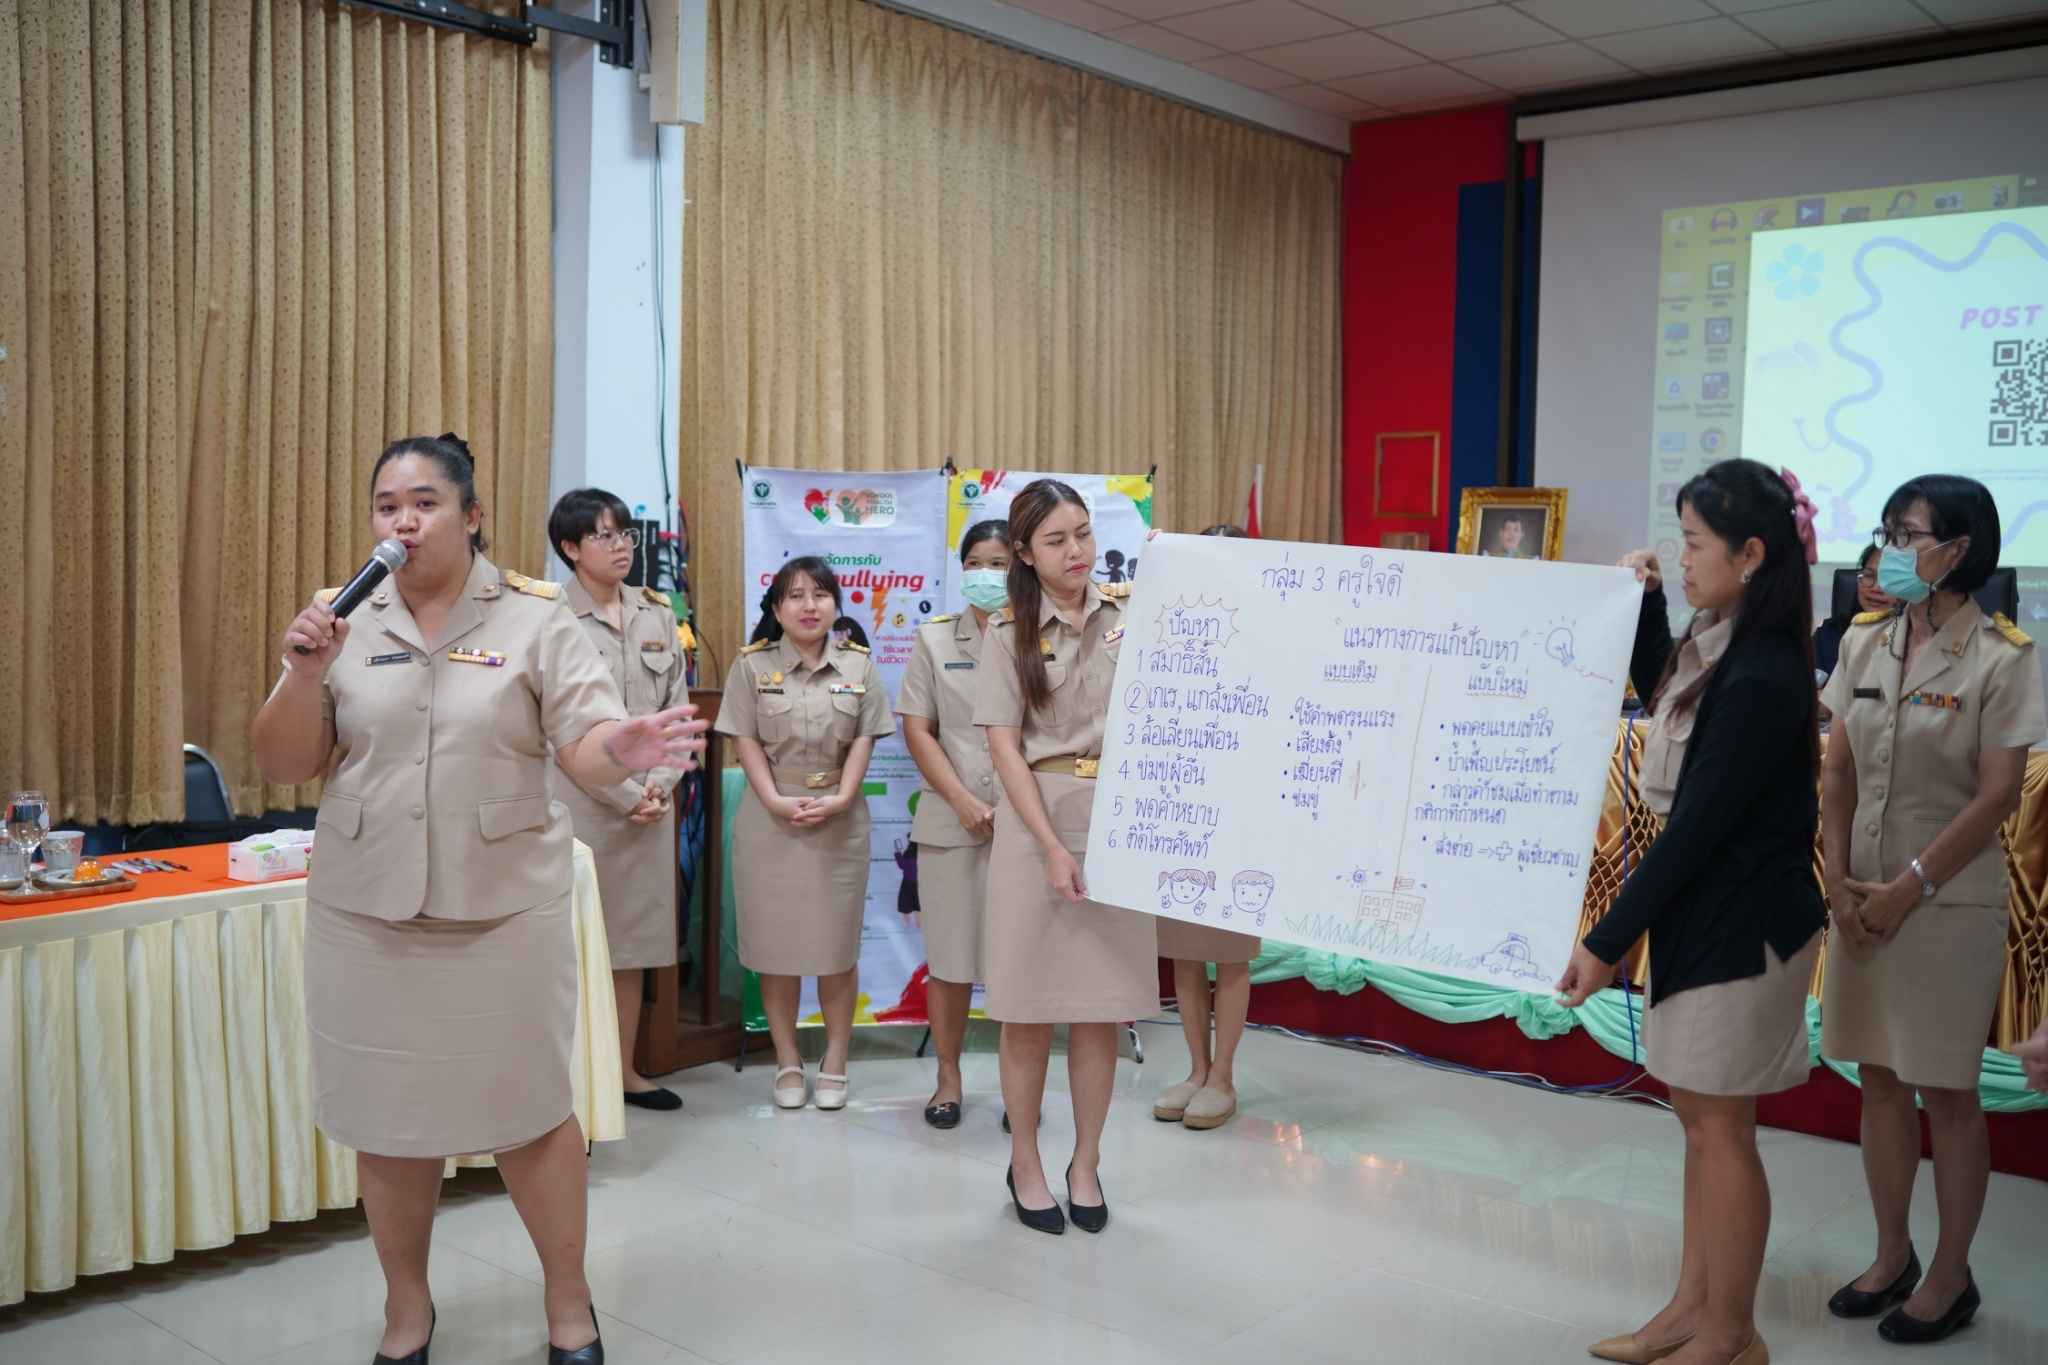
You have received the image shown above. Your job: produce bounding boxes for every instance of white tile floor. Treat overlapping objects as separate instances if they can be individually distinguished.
[6,1018,2047,1364]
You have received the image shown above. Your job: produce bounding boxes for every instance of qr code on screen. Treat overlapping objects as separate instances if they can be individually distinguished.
[1990,338,2048,446]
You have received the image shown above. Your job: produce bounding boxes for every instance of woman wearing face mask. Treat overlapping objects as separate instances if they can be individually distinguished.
[1818,475,2044,1345]
[253,435,706,1365]
[975,480,1154,1235]
[1561,460,1825,1365]
[1153,524,1261,1132]
[896,520,1010,1128]
[716,558,894,1110]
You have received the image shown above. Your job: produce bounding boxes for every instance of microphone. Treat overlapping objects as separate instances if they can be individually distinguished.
[294,539,409,654]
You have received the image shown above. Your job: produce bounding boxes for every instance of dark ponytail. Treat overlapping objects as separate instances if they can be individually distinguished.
[371,432,486,552]
[1006,479,1090,713]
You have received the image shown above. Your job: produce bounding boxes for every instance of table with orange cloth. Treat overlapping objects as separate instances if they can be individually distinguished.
[1575,721,2048,1050]
[0,841,623,1307]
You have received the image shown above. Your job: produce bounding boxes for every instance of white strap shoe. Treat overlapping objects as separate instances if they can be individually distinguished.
[772,1065,807,1109]
[813,1071,849,1111]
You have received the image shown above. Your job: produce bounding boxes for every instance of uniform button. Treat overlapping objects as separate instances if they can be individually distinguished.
[1866,823,1879,836]
[1874,784,1886,798]
[411,806,425,820]
[416,700,429,712]
[414,753,425,766]
[1878,749,1890,764]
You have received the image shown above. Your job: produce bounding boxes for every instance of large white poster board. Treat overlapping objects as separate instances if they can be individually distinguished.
[1083,534,1641,991]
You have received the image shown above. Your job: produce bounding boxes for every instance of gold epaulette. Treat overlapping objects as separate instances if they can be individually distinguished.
[926,613,958,625]
[1850,610,1893,627]
[1097,581,1133,599]
[676,620,695,652]
[641,585,671,608]
[739,639,772,655]
[502,570,561,600]
[840,641,871,654]
[314,587,341,606]
[1993,613,2034,648]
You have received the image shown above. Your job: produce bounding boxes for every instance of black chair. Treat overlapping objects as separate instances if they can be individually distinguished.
[1829,565,2017,623]
[123,744,277,852]
[182,744,233,823]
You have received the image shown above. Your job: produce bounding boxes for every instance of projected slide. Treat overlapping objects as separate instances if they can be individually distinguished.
[1643,174,2043,567]
[1743,204,2048,562]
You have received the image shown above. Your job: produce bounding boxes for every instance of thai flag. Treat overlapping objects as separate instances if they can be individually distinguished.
[1245,464,1263,538]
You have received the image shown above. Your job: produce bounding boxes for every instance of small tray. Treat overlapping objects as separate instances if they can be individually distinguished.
[1,873,139,905]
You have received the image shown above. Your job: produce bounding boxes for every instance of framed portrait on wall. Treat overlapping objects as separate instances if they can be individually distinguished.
[1456,488,1568,561]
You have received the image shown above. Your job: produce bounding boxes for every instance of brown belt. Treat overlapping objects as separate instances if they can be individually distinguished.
[1030,756,1100,780]
[772,765,844,791]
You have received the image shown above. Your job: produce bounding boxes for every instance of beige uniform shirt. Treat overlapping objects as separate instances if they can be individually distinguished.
[714,636,895,780]
[1640,611,1733,818]
[897,613,999,847]
[561,577,691,808]
[310,555,627,921]
[1821,601,2047,906]
[973,583,1128,764]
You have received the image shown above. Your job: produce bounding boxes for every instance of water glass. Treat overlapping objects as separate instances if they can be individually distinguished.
[0,843,25,886]
[42,830,84,877]
[5,790,48,865]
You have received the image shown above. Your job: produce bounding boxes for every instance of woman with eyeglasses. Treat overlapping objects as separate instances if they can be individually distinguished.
[1814,544,1896,682]
[1818,475,2045,1345]
[548,489,693,1113]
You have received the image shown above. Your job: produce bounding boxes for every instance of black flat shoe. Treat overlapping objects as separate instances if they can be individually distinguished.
[1830,1248,1921,1319]
[623,1086,682,1112]
[1007,1166,1066,1235]
[547,1306,604,1364]
[1064,1162,1108,1234]
[924,1098,962,1129]
[1879,1273,1980,1345]
[372,1305,434,1365]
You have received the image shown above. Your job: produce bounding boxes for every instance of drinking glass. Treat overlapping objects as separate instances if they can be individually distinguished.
[5,790,49,869]
[0,843,25,887]
[42,830,84,877]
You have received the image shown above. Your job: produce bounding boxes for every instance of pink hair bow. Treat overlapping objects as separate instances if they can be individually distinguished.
[1780,467,1819,566]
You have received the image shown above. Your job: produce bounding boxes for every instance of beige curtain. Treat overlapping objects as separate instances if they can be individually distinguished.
[683,0,1342,666]
[0,1,553,823]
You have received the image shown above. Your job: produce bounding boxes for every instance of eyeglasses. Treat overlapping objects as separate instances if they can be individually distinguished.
[1855,570,1878,586]
[1870,524,1936,551]
[584,528,642,549]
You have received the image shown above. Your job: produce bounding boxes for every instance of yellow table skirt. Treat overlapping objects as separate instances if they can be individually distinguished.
[0,843,624,1306]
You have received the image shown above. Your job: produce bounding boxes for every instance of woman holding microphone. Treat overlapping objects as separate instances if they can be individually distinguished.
[252,434,705,1365]
[974,480,1154,1234]
[897,519,1010,1128]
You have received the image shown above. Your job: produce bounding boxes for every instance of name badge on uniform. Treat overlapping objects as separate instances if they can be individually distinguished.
[366,651,413,667]
[756,670,784,695]
[640,640,667,652]
[1103,628,1125,645]
[1852,687,1882,701]
[829,683,867,695]
[448,648,506,667]
[1906,690,1964,712]
[943,661,975,671]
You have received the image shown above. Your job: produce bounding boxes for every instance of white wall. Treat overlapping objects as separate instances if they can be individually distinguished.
[549,8,685,575]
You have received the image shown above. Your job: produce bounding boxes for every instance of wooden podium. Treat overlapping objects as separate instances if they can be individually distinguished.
[636,687,747,1073]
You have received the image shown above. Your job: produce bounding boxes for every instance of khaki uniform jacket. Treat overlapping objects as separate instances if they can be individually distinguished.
[897,612,998,848]
[714,635,895,775]
[1821,601,2048,906]
[309,554,627,921]
[973,582,1128,761]
[558,577,691,810]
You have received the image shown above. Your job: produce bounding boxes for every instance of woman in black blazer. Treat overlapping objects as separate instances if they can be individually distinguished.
[1557,460,1826,1365]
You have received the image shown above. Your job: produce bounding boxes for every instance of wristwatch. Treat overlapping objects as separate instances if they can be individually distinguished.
[1909,857,1937,901]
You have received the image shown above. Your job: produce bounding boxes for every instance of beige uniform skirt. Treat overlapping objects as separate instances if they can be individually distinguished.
[1644,932,1819,1097]
[984,771,1159,1024]
[732,776,871,976]
[917,841,988,985]
[306,894,576,1158]
[559,779,678,971]
[1822,903,2008,1090]
[1158,919,1260,965]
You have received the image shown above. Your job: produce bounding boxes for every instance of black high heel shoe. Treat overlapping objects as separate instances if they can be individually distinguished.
[547,1306,605,1364]
[1065,1162,1108,1234]
[1879,1272,1980,1345]
[1007,1166,1066,1235]
[372,1305,435,1365]
[1829,1247,1921,1319]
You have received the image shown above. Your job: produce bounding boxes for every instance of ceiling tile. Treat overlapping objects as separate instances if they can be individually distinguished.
[1274,83,1383,115]
[1329,61,1501,106]
[1284,0,1491,21]
[1903,0,2048,21]
[1375,5,1568,59]
[1187,52,1304,89]
[1251,29,1418,80]
[1106,21,1224,59]
[1586,15,1774,67]
[1091,0,1227,19]
[1511,0,1719,38]
[1734,0,1939,48]
[999,0,1133,32]
[1451,39,1631,89]
[1161,0,1354,50]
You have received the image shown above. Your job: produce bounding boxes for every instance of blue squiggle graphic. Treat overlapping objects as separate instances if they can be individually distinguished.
[1825,221,2048,545]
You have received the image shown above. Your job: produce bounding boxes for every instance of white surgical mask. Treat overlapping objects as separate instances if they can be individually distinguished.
[960,568,1009,612]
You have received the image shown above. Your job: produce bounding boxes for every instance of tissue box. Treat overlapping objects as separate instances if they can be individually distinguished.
[228,829,314,883]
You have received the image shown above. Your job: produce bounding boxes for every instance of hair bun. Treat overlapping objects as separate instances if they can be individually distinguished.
[438,431,474,464]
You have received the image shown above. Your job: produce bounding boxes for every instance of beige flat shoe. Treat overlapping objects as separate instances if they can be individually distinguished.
[1153,1080,1201,1122]
[1587,1331,1694,1363]
[1181,1086,1238,1130]
[771,1065,807,1109]
[814,1071,849,1111]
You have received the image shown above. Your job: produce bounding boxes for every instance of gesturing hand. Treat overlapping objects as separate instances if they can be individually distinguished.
[605,704,708,773]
